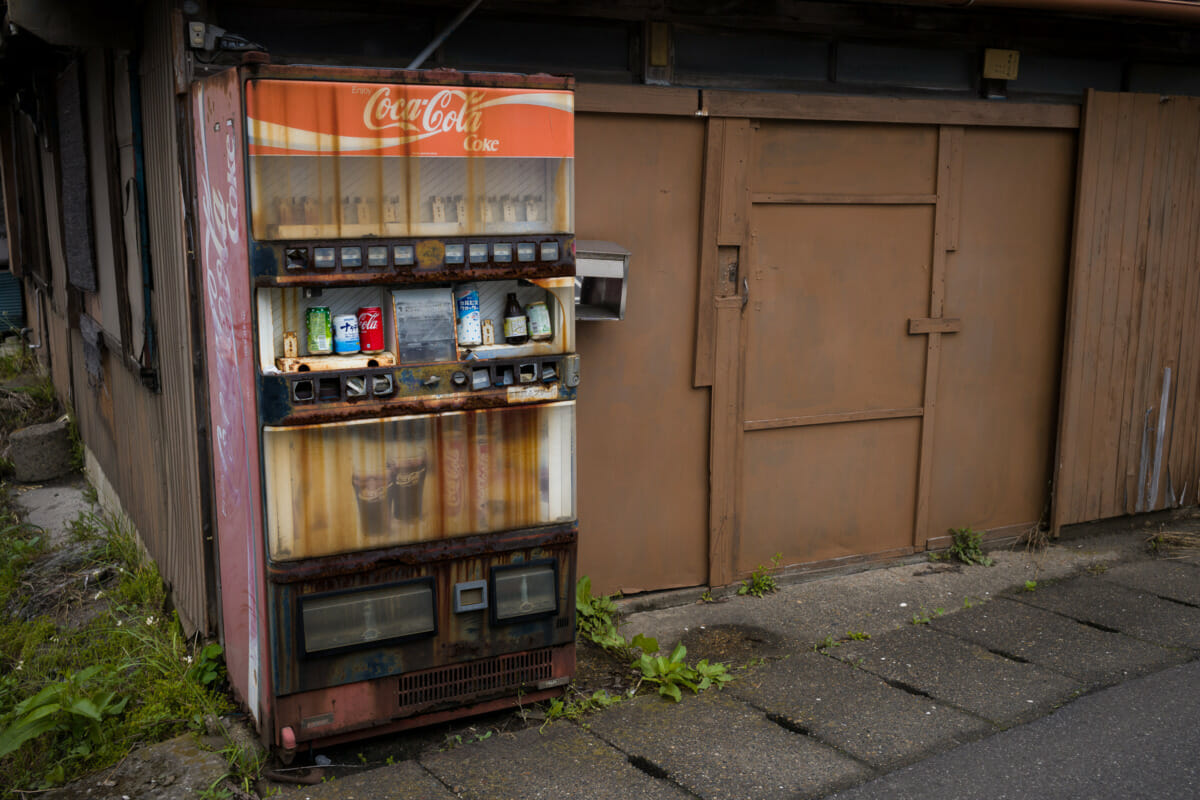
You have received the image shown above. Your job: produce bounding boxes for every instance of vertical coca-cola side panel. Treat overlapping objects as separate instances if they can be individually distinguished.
[191,68,268,728]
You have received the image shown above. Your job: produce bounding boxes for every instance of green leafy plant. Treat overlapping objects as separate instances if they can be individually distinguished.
[699,589,714,603]
[575,577,627,653]
[845,631,870,641]
[738,553,782,597]
[910,606,946,625]
[187,643,226,687]
[0,666,128,759]
[813,635,838,651]
[1023,580,1038,592]
[946,527,994,567]
[631,638,732,703]
[541,689,622,731]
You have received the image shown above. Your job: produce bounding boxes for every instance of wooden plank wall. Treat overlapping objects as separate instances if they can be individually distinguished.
[1055,90,1200,529]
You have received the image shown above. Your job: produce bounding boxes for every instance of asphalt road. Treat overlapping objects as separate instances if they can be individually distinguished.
[827,659,1200,800]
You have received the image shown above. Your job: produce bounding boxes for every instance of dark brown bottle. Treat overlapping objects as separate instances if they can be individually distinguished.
[503,292,528,344]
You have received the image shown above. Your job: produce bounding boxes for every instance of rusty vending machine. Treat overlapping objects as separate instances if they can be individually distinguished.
[190,65,578,752]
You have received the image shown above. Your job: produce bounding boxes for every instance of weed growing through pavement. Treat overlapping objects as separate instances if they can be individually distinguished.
[946,527,994,566]
[910,606,946,625]
[565,577,735,723]
[739,553,782,597]
[1023,580,1038,592]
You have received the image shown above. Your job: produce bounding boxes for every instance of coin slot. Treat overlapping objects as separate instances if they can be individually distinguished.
[346,375,368,398]
[472,369,491,390]
[317,378,341,401]
[285,247,309,270]
[540,359,558,382]
[495,365,515,386]
[292,380,314,402]
[518,363,537,384]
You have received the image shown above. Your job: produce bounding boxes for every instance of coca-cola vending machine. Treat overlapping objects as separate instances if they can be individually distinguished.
[190,64,578,752]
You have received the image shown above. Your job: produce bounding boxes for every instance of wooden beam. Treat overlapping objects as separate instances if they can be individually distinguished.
[908,317,963,335]
[751,193,936,205]
[693,119,726,388]
[576,83,700,116]
[703,90,1080,129]
[708,295,745,587]
[744,407,924,431]
[912,125,963,551]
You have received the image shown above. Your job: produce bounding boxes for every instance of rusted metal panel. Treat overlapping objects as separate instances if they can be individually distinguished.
[1054,91,1200,529]
[273,643,573,747]
[268,526,576,697]
[929,127,1075,540]
[262,402,576,560]
[191,67,270,726]
[574,113,710,595]
[740,419,922,570]
[751,121,938,197]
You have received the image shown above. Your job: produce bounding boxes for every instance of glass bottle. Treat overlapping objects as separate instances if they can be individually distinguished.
[503,292,528,345]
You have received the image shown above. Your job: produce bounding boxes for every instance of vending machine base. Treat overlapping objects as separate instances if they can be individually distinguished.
[274,643,574,751]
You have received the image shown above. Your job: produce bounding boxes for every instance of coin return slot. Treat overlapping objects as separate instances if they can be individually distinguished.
[371,374,395,396]
[518,363,537,384]
[285,247,309,270]
[346,375,368,398]
[495,365,515,386]
[292,380,314,402]
[317,378,341,401]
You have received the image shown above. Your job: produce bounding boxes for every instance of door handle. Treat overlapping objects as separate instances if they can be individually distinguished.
[742,277,749,310]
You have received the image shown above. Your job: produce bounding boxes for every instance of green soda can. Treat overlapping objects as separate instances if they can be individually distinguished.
[306,306,333,355]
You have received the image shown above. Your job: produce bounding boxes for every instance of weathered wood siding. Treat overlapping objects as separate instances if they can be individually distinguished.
[1055,91,1200,529]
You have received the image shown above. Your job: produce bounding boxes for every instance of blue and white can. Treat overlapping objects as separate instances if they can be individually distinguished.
[333,314,360,354]
[455,284,482,347]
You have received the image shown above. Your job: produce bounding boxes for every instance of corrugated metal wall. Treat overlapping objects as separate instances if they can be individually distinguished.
[72,0,210,633]
[1054,90,1200,529]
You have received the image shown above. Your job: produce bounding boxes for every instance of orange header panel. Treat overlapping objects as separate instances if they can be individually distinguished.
[246,80,574,158]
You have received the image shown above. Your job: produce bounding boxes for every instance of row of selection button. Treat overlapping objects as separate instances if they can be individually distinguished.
[285,241,562,271]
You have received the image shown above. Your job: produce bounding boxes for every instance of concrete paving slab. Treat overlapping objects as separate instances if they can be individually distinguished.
[11,477,94,547]
[274,761,457,799]
[419,722,691,800]
[1101,558,1200,606]
[833,625,1082,727]
[586,689,871,800]
[1008,576,1200,651]
[931,597,1187,686]
[618,534,1145,661]
[729,651,992,771]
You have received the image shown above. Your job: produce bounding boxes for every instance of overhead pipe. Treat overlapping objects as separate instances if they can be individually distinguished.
[407,0,485,70]
[916,0,1200,23]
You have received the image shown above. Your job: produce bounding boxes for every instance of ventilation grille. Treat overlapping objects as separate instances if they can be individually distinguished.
[397,649,554,710]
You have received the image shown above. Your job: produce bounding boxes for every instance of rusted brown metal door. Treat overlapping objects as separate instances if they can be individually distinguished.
[701,118,963,581]
[1054,91,1200,529]
[742,121,946,573]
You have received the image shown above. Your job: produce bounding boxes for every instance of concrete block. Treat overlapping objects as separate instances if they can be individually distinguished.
[730,651,992,770]
[420,722,692,800]
[8,418,74,482]
[931,597,1187,687]
[587,689,871,800]
[835,625,1082,727]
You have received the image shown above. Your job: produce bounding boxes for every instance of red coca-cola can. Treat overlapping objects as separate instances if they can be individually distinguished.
[357,306,384,353]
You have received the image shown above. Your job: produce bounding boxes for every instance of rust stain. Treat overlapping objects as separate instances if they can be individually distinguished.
[264,404,575,561]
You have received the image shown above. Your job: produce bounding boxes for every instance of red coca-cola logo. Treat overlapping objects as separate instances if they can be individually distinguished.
[362,87,484,135]
[357,307,381,330]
